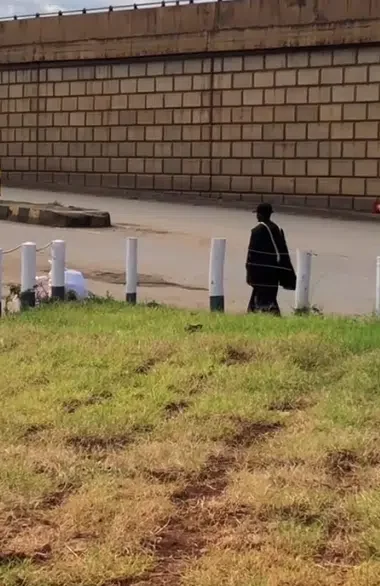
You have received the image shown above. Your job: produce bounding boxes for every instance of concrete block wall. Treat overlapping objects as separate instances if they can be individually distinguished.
[1,44,380,211]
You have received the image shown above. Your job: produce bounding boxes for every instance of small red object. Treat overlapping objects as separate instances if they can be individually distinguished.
[373,201,380,214]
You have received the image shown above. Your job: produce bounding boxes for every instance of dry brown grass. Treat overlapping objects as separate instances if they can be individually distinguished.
[1,302,380,585]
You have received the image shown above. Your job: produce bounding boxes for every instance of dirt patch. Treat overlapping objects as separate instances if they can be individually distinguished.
[83,269,207,292]
[105,505,257,586]
[131,416,284,585]
[39,482,77,509]
[138,454,235,586]
[171,454,234,504]
[164,401,189,418]
[67,434,133,453]
[142,515,205,559]
[67,425,153,454]
[0,543,52,566]
[315,516,362,568]
[135,359,157,375]
[63,391,112,414]
[133,424,154,435]
[186,373,210,396]
[326,450,359,480]
[133,347,173,375]
[212,503,254,526]
[225,418,283,448]
[23,423,50,439]
[315,542,360,568]
[137,441,267,586]
[222,345,253,366]
[63,400,83,414]
[0,508,51,544]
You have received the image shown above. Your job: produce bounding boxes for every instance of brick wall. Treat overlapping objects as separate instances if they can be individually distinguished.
[1,44,380,211]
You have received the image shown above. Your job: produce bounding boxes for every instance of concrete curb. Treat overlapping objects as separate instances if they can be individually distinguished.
[0,200,111,228]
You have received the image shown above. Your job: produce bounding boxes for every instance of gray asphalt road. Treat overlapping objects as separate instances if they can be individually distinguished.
[0,186,378,314]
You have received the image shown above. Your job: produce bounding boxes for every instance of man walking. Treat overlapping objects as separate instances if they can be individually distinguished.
[246,203,296,315]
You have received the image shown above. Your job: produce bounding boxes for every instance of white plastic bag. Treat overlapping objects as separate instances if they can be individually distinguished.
[45,261,88,300]
[64,269,87,300]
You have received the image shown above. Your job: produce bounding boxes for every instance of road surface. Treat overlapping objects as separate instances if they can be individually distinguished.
[0,186,378,315]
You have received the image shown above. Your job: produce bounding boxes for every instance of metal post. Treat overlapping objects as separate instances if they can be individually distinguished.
[295,249,312,312]
[209,238,226,312]
[51,240,66,300]
[126,237,138,304]
[21,242,36,308]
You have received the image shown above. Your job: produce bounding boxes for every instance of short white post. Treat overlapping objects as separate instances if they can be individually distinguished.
[376,256,380,316]
[0,248,3,317]
[295,249,312,312]
[126,237,138,304]
[209,237,226,312]
[21,241,37,308]
[51,240,66,301]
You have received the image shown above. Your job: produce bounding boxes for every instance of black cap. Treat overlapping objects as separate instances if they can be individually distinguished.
[255,202,273,216]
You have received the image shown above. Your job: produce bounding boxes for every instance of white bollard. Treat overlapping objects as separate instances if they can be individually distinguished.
[295,249,312,312]
[209,238,226,312]
[0,248,2,317]
[376,256,380,316]
[51,240,66,301]
[126,237,138,304]
[21,241,37,308]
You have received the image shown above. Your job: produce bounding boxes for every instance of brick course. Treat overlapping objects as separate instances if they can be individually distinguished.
[1,44,380,211]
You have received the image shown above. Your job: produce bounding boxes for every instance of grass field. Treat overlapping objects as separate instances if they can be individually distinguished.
[1,301,380,586]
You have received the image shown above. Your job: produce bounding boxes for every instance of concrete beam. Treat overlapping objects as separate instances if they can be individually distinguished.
[1,0,380,65]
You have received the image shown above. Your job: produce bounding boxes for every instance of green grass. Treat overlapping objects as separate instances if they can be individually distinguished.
[1,301,380,585]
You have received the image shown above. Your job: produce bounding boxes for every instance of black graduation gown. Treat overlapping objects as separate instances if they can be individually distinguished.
[245,221,293,314]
